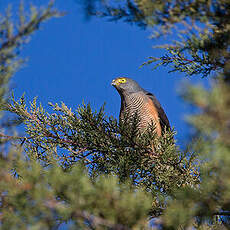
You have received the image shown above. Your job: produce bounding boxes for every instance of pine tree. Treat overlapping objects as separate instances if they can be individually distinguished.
[0,1,159,229]
[78,0,230,228]
[1,0,230,229]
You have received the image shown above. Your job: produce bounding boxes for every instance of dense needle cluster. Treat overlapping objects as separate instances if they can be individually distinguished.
[0,0,230,229]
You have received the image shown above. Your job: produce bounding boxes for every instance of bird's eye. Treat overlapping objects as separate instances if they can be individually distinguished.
[118,78,126,83]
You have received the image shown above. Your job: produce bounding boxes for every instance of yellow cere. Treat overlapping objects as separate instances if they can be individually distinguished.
[118,78,126,84]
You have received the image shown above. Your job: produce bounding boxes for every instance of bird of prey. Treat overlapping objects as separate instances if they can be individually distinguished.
[111,77,170,136]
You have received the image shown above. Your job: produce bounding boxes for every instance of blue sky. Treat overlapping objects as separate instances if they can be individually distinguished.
[6,0,205,145]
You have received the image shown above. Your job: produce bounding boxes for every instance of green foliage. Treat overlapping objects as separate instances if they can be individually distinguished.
[80,0,230,80]
[161,80,230,229]
[0,2,154,229]
[1,150,151,229]
[77,0,230,228]
[7,96,199,218]
[0,2,198,228]
[0,1,61,110]
[1,0,230,229]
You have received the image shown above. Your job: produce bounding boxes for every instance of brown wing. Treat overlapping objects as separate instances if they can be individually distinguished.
[144,90,171,131]
[143,97,162,136]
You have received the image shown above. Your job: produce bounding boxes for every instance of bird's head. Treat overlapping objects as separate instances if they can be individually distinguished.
[111,77,142,94]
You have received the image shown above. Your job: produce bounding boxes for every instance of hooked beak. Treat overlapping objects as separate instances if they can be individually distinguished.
[111,79,117,86]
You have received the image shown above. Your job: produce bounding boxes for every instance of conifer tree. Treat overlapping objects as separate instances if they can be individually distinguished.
[78,0,230,228]
[1,0,230,229]
[0,1,159,229]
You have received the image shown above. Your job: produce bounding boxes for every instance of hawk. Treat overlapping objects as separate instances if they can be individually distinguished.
[111,77,170,136]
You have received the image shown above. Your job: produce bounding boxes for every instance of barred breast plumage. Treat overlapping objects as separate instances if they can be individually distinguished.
[120,91,162,136]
